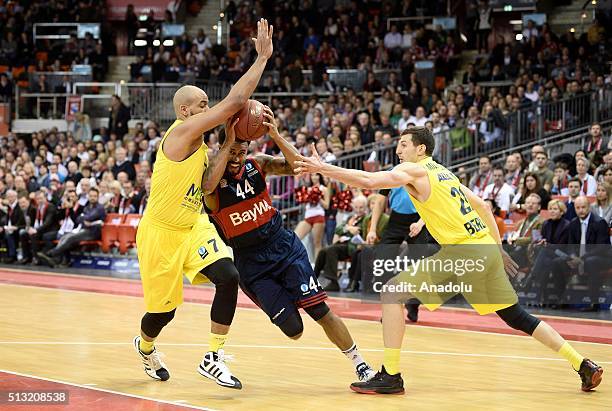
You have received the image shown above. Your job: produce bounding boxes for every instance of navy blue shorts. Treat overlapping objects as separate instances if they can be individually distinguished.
[235,229,327,326]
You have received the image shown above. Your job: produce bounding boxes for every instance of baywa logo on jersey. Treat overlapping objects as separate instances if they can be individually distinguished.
[245,162,253,171]
[300,284,309,293]
[198,246,209,260]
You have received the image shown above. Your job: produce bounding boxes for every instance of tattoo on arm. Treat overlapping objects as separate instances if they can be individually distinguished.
[254,154,295,176]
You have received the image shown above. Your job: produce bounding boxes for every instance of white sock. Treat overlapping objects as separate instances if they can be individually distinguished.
[342,343,366,369]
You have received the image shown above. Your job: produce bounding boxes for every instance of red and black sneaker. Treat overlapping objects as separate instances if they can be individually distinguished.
[350,366,405,395]
[578,359,603,392]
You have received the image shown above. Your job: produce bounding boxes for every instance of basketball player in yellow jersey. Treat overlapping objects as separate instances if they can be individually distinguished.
[295,126,603,394]
[133,18,274,389]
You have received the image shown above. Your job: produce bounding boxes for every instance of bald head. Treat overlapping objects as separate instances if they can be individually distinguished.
[574,196,591,219]
[173,85,209,119]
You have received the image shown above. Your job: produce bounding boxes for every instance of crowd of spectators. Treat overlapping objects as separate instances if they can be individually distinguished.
[129,0,456,84]
[0,0,112,79]
[0,116,156,265]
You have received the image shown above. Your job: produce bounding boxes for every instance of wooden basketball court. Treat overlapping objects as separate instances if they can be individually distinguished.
[0,270,610,410]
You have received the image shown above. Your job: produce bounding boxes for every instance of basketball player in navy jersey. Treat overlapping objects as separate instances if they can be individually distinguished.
[204,107,376,382]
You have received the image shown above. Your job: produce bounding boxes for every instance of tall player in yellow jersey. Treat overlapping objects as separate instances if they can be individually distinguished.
[295,127,603,394]
[133,19,273,389]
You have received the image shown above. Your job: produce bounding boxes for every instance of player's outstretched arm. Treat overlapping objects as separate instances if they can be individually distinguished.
[201,117,239,195]
[294,143,415,189]
[173,19,273,144]
[254,107,299,175]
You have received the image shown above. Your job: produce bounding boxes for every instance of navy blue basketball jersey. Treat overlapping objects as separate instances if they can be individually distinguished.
[207,159,283,248]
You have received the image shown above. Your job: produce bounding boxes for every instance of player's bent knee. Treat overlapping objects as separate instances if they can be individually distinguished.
[202,258,239,289]
[141,309,176,338]
[496,304,541,335]
[304,302,331,322]
[278,313,304,339]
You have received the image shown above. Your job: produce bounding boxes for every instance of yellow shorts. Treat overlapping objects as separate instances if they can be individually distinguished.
[136,213,232,312]
[388,237,518,315]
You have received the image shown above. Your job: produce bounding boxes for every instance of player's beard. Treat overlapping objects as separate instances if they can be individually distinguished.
[227,161,242,175]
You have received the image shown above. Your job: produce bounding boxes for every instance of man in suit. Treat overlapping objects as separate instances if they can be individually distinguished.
[112,147,137,181]
[38,188,106,268]
[555,196,611,311]
[108,94,131,138]
[19,190,59,264]
[1,190,25,263]
[564,178,582,221]
[15,194,37,262]
[132,177,151,215]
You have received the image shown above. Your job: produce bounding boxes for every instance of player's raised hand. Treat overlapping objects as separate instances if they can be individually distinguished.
[294,143,323,175]
[223,116,240,148]
[501,249,519,277]
[262,106,280,138]
[253,18,273,60]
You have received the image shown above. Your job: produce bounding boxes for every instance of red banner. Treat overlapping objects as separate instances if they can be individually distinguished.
[106,0,170,21]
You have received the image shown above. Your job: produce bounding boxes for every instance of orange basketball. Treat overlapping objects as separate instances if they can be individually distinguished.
[233,99,268,141]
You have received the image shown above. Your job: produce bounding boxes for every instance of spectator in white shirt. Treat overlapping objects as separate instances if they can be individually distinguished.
[522,20,539,42]
[401,24,415,49]
[194,29,212,53]
[383,25,402,50]
[482,166,515,212]
[431,112,449,160]
[397,108,412,133]
[576,157,597,196]
[524,80,539,102]
[408,106,429,127]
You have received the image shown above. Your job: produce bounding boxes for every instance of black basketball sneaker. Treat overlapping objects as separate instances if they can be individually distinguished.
[350,366,405,395]
[577,358,603,392]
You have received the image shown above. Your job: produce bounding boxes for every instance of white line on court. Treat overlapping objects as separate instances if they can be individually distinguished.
[0,369,218,411]
[0,341,610,365]
[1,282,611,347]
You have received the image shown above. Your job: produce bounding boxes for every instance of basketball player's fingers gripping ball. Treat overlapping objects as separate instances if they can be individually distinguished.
[262,110,278,134]
[224,116,240,146]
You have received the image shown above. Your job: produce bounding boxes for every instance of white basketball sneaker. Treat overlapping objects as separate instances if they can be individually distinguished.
[133,336,170,381]
[356,362,377,382]
[197,349,242,389]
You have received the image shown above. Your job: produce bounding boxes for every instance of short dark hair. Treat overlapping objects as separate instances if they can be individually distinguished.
[401,126,435,156]
[568,177,582,187]
[493,165,504,173]
[89,187,99,194]
[218,128,247,146]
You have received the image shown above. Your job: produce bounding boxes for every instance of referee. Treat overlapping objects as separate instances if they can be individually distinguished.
[365,186,438,322]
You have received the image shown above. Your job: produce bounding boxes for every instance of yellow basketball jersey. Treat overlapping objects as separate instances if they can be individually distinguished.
[408,157,490,244]
[144,119,209,229]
